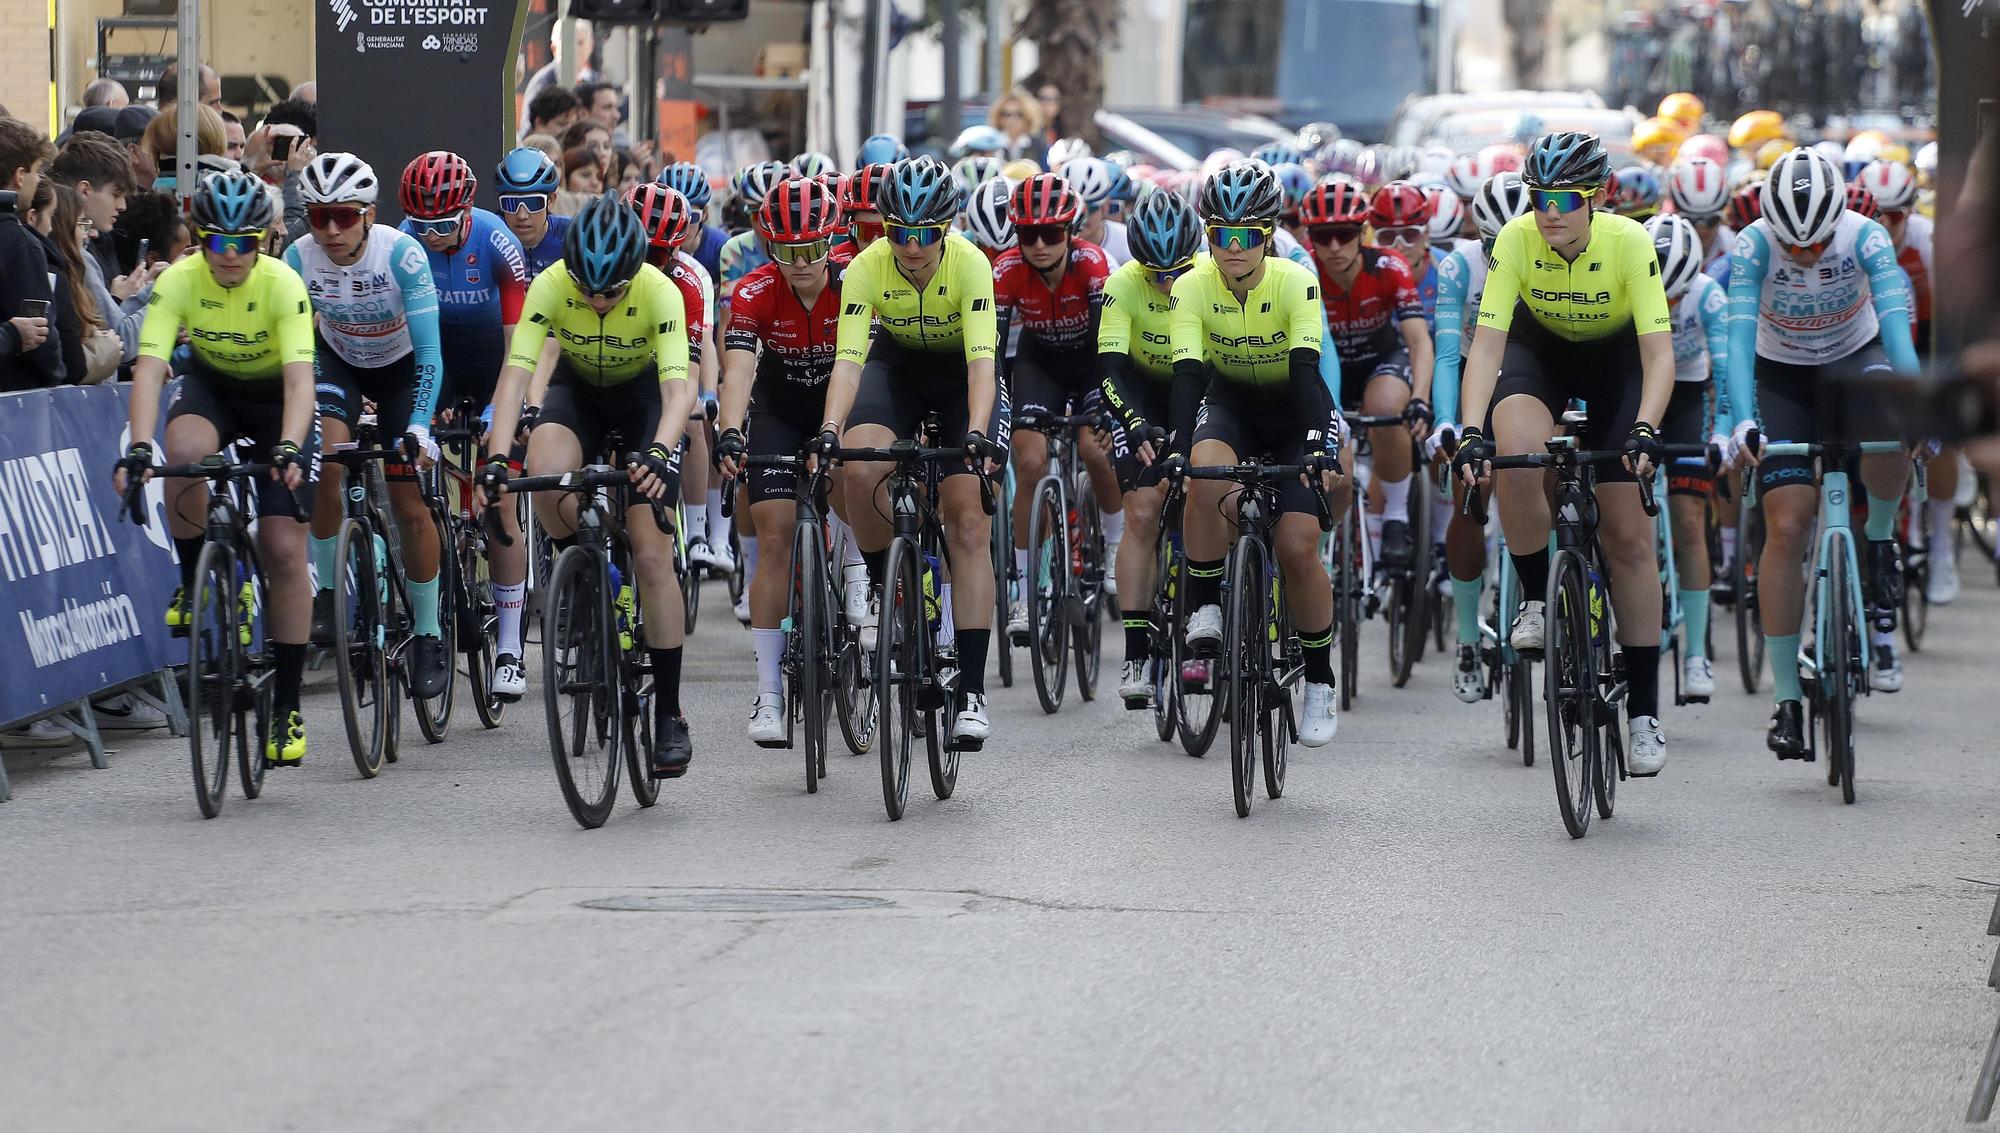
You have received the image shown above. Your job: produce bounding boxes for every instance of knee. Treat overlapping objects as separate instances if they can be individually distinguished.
[947,510,988,553]
[260,533,307,575]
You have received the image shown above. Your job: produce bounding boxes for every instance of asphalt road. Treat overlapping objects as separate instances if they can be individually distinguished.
[5,565,1999,1131]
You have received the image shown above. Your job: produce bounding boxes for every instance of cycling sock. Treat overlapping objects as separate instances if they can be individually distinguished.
[1102,507,1125,547]
[956,629,988,694]
[836,516,865,567]
[1365,511,1385,554]
[1379,474,1411,519]
[751,627,784,695]
[1864,493,1898,541]
[1622,644,1660,718]
[740,535,759,586]
[1430,482,1453,544]
[407,575,441,638]
[862,547,886,590]
[1122,609,1150,662]
[173,536,204,593]
[1927,498,1955,550]
[938,583,955,647]
[707,489,731,551]
[1718,526,1738,575]
[308,534,337,592]
[1511,547,1550,601]
[1872,627,1894,650]
[1013,547,1029,591]
[493,582,526,656]
[683,506,708,545]
[1768,632,1803,703]
[650,646,683,717]
[1187,557,1224,610]
[1680,589,1710,660]
[1451,576,1483,644]
[1299,623,1335,685]
[273,643,306,713]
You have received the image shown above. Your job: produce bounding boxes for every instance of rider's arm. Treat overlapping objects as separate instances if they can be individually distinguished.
[1724,226,1766,430]
[1697,278,1732,435]
[129,274,192,444]
[390,234,446,431]
[1317,306,1342,401]
[1624,228,1678,431]
[274,274,319,449]
[1094,279,1146,432]
[1463,225,1526,430]
[647,279,696,455]
[1282,269,1335,446]
[717,278,765,436]
[962,253,999,436]
[1858,218,1920,374]
[1431,251,1469,426]
[1389,254,1434,399]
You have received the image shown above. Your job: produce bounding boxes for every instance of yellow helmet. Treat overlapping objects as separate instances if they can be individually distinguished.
[1754,138,1790,170]
[1631,116,1686,158]
[1001,158,1043,182]
[1728,110,1788,152]
[1658,92,1705,133]
[1876,142,1911,166]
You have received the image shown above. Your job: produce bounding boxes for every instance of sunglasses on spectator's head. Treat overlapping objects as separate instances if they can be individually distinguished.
[497,193,549,215]
[1206,223,1272,250]
[198,229,263,255]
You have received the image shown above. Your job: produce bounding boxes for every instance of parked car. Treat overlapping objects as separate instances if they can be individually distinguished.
[1386,89,1606,148]
[1420,105,1643,164]
[904,101,1200,170]
[1109,106,1296,162]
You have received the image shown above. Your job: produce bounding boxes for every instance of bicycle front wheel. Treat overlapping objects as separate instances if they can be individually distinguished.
[333,518,389,778]
[543,547,622,828]
[1026,479,1069,714]
[1072,474,1104,702]
[876,539,922,820]
[1824,543,1859,803]
[1223,535,1267,817]
[1336,508,1361,710]
[463,525,504,729]
[187,543,237,818]
[990,481,1015,688]
[1545,549,1598,838]
[798,532,831,793]
[1735,503,1765,693]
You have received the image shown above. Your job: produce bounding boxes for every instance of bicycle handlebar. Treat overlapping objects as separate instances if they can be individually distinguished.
[1172,461,1336,532]
[1012,409,1114,434]
[120,459,284,527]
[481,460,673,547]
[1459,445,1661,525]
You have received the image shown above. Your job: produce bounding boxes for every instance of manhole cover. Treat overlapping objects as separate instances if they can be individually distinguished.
[579,891,894,914]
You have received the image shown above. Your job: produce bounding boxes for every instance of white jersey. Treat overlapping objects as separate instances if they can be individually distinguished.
[1098,219,1130,267]
[1669,272,1727,383]
[1699,222,1735,280]
[1272,226,1302,266]
[287,224,436,369]
[1737,211,1903,366]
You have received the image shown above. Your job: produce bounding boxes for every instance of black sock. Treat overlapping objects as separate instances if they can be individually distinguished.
[956,628,989,694]
[1511,547,1550,602]
[1187,557,1224,610]
[274,643,306,713]
[1299,623,1335,685]
[174,536,203,592]
[1623,644,1660,719]
[862,547,886,590]
[650,646,683,718]
[1122,609,1151,662]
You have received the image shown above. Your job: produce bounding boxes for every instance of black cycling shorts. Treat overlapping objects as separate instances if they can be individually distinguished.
[165,364,321,521]
[1339,345,1412,410]
[1489,302,1644,485]
[1011,343,1099,421]
[846,339,1009,475]
[1753,338,1892,494]
[314,342,421,481]
[1190,375,1337,517]
[437,323,508,414]
[1663,380,1715,498]
[537,363,683,507]
[744,406,813,507]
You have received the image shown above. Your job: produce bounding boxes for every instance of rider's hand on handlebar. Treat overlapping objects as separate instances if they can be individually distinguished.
[807,425,840,473]
[1137,423,1167,468]
[633,442,678,501]
[1425,419,1459,462]
[1622,422,1663,479]
[1452,426,1493,489]
[715,427,747,479]
[474,455,510,513]
[1727,419,1762,469]
[271,441,306,490]
[112,441,154,497]
[963,429,999,474]
[403,424,439,470]
[1403,396,1435,443]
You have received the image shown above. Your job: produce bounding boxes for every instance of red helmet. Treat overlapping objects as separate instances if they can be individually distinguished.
[1368,180,1433,229]
[1844,180,1879,220]
[843,163,892,214]
[1724,182,1763,230]
[624,182,695,250]
[400,151,476,219]
[758,176,842,243]
[1009,173,1082,227]
[1295,181,1371,226]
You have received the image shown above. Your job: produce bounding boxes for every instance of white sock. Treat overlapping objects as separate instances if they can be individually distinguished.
[707,489,732,550]
[1379,474,1411,519]
[938,582,955,648]
[494,582,526,657]
[1013,548,1029,591]
[751,627,785,694]
[684,504,708,543]
[1872,628,1894,651]
[1102,508,1125,547]
[740,536,759,585]
[833,513,864,567]
[1719,526,1738,574]
[1430,480,1452,544]
[1928,498,1955,551]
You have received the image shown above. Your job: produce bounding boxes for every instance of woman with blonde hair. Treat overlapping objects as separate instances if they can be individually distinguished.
[141,102,228,190]
[988,89,1042,160]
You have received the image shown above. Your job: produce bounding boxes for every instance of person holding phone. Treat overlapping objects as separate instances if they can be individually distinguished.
[0,117,60,391]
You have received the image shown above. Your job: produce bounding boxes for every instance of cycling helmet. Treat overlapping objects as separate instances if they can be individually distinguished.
[495,146,560,195]
[1844,180,1880,220]
[1105,161,1139,206]
[791,151,837,179]
[1351,146,1386,190]
[1471,171,1530,242]
[843,162,892,214]
[299,152,378,206]
[1679,133,1730,168]
[1010,172,1083,228]
[1368,180,1433,229]
[1645,214,1704,300]
[1842,133,1887,180]
[1914,141,1937,181]
[624,182,695,250]
[1524,131,1609,190]
[1609,165,1662,218]
[1001,158,1043,182]
[1753,138,1790,171]
[1317,138,1364,177]
[1479,144,1523,175]
[655,161,712,210]
[1200,148,1245,177]
[1811,139,1848,168]
[1728,110,1788,152]
[1380,145,1422,184]
[1658,92,1705,134]
[1507,111,1546,147]
[1295,179,1371,227]
[880,155,962,226]
[1126,189,1202,270]
[1102,150,1136,170]
[1724,181,1763,230]
[759,176,842,244]
[951,124,1010,158]
[564,193,647,294]
[735,160,792,211]
[857,133,909,167]
[399,150,476,218]
[1273,163,1313,214]
[952,155,1004,192]
[1059,157,1115,207]
[1445,154,1484,201]
[1424,186,1465,241]
[1761,147,1845,247]
[1666,157,1729,219]
[1296,121,1342,153]
[1859,159,1916,211]
[960,177,1016,251]
[1047,137,1093,169]
[1251,141,1303,169]
[1198,160,1284,224]
[1631,116,1686,157]
[190,170,278,234]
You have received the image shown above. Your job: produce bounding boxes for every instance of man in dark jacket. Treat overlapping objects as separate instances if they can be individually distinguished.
[0,118,61,392]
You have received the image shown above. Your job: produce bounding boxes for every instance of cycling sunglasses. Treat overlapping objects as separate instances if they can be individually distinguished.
[1308,224,1365,246]
[1879,208,1909,223]
[1528,187,1596,214]
[497,193,550,215]
[198,229,264,256]
[767,237,832,265]
[1688,213,1723,227]
[1375,225,1424,245]
[884,222,948,247]
[852,219,886,244]
[1150,259,1195,287]
[307,205,367,231]
[1104,199,1128,221]
[1206,223,1273,250]
[1779,237,1835,258]
[407,212,466,238]
[1015,224,1071,247]
[582,279,631,302]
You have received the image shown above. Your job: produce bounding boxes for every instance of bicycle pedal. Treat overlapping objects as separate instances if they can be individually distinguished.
[949,737,984,753]
[1682,694,1711,705]
[1122,697,1151,711]
[752,738,791,750]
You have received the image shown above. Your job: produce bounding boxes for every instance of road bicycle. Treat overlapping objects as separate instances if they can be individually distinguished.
[1341,412,1436,690]
[1011,409,1110,715]
[1149,479,1220,757]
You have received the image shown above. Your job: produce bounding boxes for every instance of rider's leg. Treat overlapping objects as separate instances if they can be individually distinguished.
[163,414,221,591]
[1184,438,1239,616]
[1491,394,1559,600]
[310,415,350,593]
[1082,425,1123,549]
[1597,480,1663,720]
[1008,426,1050,588]
[1116,483,1166,663]
[747,497,794,699]
[1447,476,1489,646]
[1276,509,1335,684]
[387,477,443,637]
[941,473,994,692]
[1669,491,1711,659]
[1363,371,1413,552]
[1758,481,1818,704]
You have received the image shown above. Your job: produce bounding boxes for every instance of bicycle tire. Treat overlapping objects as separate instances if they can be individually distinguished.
[235,639,271,802]
[1151,537,1176,741]
[799,533,831,794]
[1026,479,1069,715]
[1171,558,1221,758]
[1263,583,1292,801]
[463,526,504,728]
[1735,503,1765,694]
[1901,550,1928,653]
[543,546,622,828]
[624,664,659,808]
[1546,549,1597,838]
[1826,544,1859,803]
[1336,507,1361,711]
[837,638,875,755]
[1595,711,1620,820]
[1072,480,1104,703]
[1407,483,1435,665]
[991,482,1015,688]
[1223,535,1265,817]
[876,539,921,820]
[187,544,237,818]
[681,541,701,634]
[1513,658,1536,767]
[333,517,389,778]
[413,508,457,745]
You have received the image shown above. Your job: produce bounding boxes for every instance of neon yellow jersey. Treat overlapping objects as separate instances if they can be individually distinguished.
[138,253,314,382]
[507,262,690,388]
[1168,254,1322,387]
[1476,211,1674,343]
[835,231,997,363]
[1098,257,1188,380]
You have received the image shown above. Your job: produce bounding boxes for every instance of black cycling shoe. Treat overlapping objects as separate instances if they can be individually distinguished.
[1868,539,1903,630]
[408,634,451,700]
[653,714,693,778]
[310,589,336,646]
[1767,700,1807,759]
[1380,519,1414,570]
[1709,574,1737,609]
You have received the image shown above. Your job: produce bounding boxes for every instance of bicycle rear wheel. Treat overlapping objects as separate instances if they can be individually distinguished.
[991,478,1015,688]
[187,544,236,818]
[798,534,831,793]
[1545,550,1598,838]
[1595,712,1621,820]
[1263,596,1292,801]
[1901,542,1929,653]
[1825,545,1859,803]
[1026,479,1069,714]
[1223,535,1266,817]
[1151,546,1176,742]
[876,539,922,820]
[414,510,457,745]
[332,518,390,778]
[1071,481,1104,703]
[624,658,659,808]
[1511,657,1536,767]
[1336,509,1362,710]
[543,547,622,828]
[1735,503,1765,693]
[1172,583,1221,758]
[463,528,504,729]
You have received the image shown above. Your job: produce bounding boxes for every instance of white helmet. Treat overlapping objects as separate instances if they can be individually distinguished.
[960,176,1015,251]
[1666,157,1729,219]
[1417,144,1456,178]
[1059,156,1115,207]
[1856,159,1916,211]
[1761,147,1846,247]
[1444,154,1484,201]
[300,152,379,206]
[1914,141,1938,177]
[1841,134,1884,173]
[790,151,838,178]
[1644,213,1704,299]
[1424,185,1465,241]
[1200,147,1244,177]
[1047,136,1093,170]
[1812,139,1847,167]
[1471,171,1529,242]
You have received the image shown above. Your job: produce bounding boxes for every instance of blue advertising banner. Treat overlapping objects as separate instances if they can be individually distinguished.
[0,384,182,728]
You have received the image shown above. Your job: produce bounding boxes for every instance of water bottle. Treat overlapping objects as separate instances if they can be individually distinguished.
[1586,562,1605,641]
[920,552,942,631]
[608,563,634,652]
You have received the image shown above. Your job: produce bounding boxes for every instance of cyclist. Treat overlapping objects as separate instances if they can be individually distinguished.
[114,171,318,766]
[288,153,452,699]
[479,195,697,777]
[833,162,892,266]
[1296,179,1432,568]
[495,147,570,278]
[960,176,1016,262]
[1175,161,1342,747]
[1452,131,1677,775]
[1610,165,1663,220]
[858,132,908,167]
[1098,190,1206,705]
[718,160,792,305]
[658,161,728,281]
[1060,157,1131,265]
[1725,147,1921,754]
[395,150,534,698]
[1645,213,1732,701]
[1431,170,1531,701]
[997,172,1117,637]
[1666,156,1734,275]
[713,177,850,743]
[828,155,1004,745]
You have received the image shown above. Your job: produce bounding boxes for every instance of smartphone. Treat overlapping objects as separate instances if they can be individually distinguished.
[271,134,295,161]
[1823,371,2000,445]
[137,237,151,265]
[19,299,49,319]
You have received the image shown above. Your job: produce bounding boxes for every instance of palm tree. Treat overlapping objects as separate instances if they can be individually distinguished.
[1018,0,1121,153]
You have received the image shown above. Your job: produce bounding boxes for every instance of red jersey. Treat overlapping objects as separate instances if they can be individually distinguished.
[1897,240,1931,330]
[723,261,844,398]
[667,256,707,352]
[1315,245,1422,366]
[992,240,1109,355]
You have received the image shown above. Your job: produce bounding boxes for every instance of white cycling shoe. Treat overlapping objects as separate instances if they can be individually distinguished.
[1928,554,1960,605]
[1682,655,1715,701]
[1118,660,1151,705]
[844,571,873,627]
[1184,604,1223,650]
[732,589,752,625]
[1510,600,1545,654]
[1871,646,1903,693]
[1006,600,1029,639]
[747,693,786,747]
[491,653,528,702]
[952,693,991,743]
[1297,682,1338,747]
[1626,715,1667,776]
[1452,644,1486,704]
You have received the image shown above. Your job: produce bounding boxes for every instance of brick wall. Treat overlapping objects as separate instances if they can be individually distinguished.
[0,1,52,134]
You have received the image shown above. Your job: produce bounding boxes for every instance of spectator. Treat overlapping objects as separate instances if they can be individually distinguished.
[524,19,598,103]
[59,107,120,147]
[156,62,222,110]
[83,78,130,110]
[111,189,188,272]
[262,97,318,145]
[558,119,614,184]
[289,80,316,104]
[142,103,227,190]
[522,133,563,166]
[113,106,158,185]
[49,132,132,282]
[560,145,602,197]
[21,177,53,234]
[989,90,1042,159]
[240,108,315,249]
[0,118,62,391]
[48,186,119,382]
[613,148,643,196]
[1036,83,1067,146]
[527,87,581,138]
[220,110,246,163]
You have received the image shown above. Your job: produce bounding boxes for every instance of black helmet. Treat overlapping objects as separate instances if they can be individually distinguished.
[1126,190,1202,270]
[1523,131,1610,190]
[563,193,648,295]
[879,156,963,227]
[1197,161,1283,225]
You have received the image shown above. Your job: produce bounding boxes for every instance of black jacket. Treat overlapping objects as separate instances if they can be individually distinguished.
[34,229,84,386]
[0,209,63,391]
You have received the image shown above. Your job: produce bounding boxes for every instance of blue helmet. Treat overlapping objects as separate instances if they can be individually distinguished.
[655,161,712,210]
[1105,162,1138,205]
[1251,141,1303,168]
[1524,131,1609,189]
[880,156,963,226]
[189,170,277,234]
[1272,163,1313,212]
[563,193,647,295]
[1126,189,1202,271]
[858,133,909,167]
[495,147,559,195]
[950,124,1009,158]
